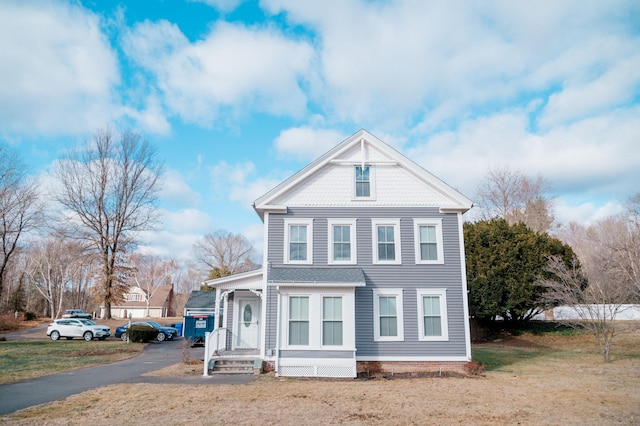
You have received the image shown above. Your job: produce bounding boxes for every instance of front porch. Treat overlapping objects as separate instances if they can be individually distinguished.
[203,327,261,375]
[202,269,265,376]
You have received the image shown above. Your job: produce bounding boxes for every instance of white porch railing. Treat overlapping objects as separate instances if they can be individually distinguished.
[203,327,230,376]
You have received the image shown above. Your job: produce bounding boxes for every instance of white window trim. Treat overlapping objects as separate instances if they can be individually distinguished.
[284,219,313,264]
[413,218,444,264]
[371,219,402,265]
[416,288,449,341]
[373,289,404,342]
[280,289,355,351]
[352,165,376,201]
[327,219,357,265]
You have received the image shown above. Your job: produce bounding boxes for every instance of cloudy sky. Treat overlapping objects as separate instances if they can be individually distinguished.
[1,0,639,260]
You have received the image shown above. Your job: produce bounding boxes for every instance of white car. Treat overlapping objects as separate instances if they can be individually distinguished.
[47,318,111,341]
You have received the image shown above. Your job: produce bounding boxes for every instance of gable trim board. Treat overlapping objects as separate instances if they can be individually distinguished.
[253,129,473,216]
[205,129,473,378]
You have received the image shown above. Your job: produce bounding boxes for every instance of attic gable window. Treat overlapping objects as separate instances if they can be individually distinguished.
[355,166,370,197]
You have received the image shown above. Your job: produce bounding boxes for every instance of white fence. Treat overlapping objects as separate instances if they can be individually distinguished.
[533,305,640,321]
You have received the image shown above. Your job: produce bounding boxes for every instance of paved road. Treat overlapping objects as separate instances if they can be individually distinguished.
[0,338,255,415]
[1,323,49,340]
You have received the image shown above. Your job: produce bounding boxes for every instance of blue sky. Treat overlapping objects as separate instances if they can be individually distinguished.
[1,0,639,260]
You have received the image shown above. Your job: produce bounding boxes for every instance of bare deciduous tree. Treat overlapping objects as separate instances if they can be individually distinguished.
[25,238,86,319]
[128,254,175,317]
[170,259,206,315]
[51,129,163,319]
[624,193,640,297]
[541,208,640,362]
[193,230,257,277]
[0,143,42,307]
[540,256,632,362]
[475,166,554,232]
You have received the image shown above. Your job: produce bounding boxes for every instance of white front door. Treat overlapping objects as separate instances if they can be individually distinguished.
[236,297,260,349]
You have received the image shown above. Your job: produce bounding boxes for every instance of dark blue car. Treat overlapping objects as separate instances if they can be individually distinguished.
[115,321,179,342]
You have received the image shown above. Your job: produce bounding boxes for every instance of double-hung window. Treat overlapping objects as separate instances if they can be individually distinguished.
[284,219,313,264]
[373,289,404,341]
[372,219,401,264]
[322,296,343,346]
[328,219,356,264]
[288,296,309,345]
[413,219,444,264]
[416,289,448,341]
[355,166,370,197]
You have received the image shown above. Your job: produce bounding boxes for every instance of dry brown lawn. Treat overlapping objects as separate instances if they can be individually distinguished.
[2,330,639,425]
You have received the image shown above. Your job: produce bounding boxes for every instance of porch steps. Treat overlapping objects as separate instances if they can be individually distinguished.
[210,358,259,375]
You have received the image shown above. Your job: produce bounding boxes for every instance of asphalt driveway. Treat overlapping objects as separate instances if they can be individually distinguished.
[0,338,255,415]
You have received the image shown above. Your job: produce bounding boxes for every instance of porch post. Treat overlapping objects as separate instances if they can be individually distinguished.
[214,289,222,332]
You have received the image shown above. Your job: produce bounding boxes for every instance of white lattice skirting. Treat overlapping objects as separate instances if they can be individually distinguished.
[278,359,356,378]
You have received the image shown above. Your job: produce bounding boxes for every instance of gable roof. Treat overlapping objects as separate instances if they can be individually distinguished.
[115,285,173,309]
[185,290,217,309]
[252,129,472,218]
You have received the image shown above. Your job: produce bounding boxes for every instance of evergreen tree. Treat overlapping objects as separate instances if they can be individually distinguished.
[464,218,575,323]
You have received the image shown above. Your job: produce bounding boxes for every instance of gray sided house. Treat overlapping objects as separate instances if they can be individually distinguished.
[204,129,473,378]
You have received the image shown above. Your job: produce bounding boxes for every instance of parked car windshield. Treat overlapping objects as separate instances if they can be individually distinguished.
[147,321,164,328]
[79,319,97,325]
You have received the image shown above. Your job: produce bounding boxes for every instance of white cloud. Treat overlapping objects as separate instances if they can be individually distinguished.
[123,93,171,135]
[191,0,243,12]
[407,104,640,226]
[159,169,201,208]
[136,207,213,259]
[274,127,346,161]
[243,223,265,263]
[539,53,640,128]
[161,208,213,234]
[554,198,625,228]
[0,1,120,136]
[210,161,283,206]
[263,0,640,132]
[123,19,315,125]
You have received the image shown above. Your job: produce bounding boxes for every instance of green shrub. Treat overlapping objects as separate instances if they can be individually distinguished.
[127,325,158,343]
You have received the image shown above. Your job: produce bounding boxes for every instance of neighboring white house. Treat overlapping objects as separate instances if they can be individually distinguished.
[535,305,640,321]
[101,285,175,318]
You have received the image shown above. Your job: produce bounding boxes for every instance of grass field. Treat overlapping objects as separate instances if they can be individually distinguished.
[1,326,639,425]
[0,340,144,384]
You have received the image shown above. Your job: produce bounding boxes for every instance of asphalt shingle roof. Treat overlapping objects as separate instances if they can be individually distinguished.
[185,291,217,309]
[268,267,365,285]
